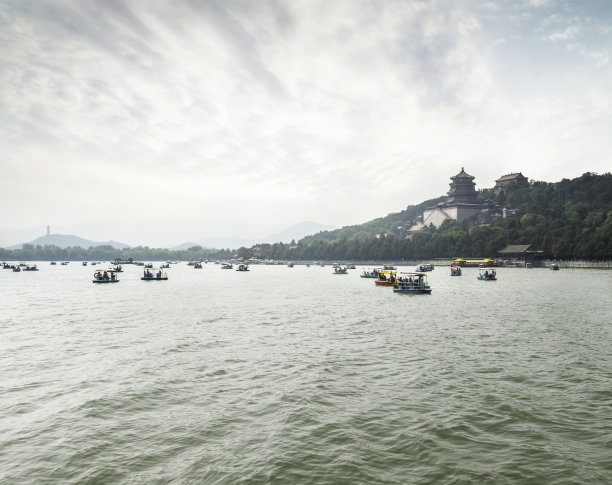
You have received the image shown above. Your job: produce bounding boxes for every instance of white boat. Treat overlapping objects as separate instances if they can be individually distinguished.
[450,265,462,276]
[416,263,434,272]
[333,267,348,274]
[236,264,249,272]
[142,269,168,281]
[477,268,497,281]
[394,272,432,294]
[93,270,119,283]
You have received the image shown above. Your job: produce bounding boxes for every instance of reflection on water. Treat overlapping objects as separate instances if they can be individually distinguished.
[1,263,611,484]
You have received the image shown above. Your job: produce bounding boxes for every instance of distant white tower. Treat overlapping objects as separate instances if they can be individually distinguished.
[47,225,50,236]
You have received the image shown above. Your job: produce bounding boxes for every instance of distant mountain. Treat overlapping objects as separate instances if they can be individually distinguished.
[9,233,130,250]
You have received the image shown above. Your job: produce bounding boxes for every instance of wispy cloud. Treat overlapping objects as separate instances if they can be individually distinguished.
[1,0,611,245]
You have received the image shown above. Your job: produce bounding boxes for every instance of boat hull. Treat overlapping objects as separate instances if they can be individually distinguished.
[141,277,168,281]
[92,280,119,283]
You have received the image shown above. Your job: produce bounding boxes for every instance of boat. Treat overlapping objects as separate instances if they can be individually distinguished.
[61,261,69,265]
[450,265,462,276]
[141,268,168,281]
[194,262,203,269]
[360,268,380,278]
[477,268,497,281]
[288,262,294,268]
[144,263,153,268]
[383,265,396,270]
[334,267,348,274]
[525,262,533,269]
[375,269,397,286]
[393,272,432,294]
[160,263,170,268]
[236,264,249,271]
[82,261,88,266]
[93,270,119,283]
[23,265,39,271]
[550,263,559,271]
[110,265,123,272]
[416,263,434,272]
[346,264,356,270]
[12,266,21,272]
[50,261,57,265]
[221,263,233,269]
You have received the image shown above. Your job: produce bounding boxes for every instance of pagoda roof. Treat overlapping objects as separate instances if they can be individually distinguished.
[451,167,474,180]
[496,173,526,182]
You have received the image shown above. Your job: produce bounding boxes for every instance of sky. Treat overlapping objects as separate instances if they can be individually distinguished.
[1,0,611,247]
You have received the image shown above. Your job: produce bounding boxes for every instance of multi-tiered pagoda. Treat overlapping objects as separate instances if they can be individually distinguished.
[422,167,493,228]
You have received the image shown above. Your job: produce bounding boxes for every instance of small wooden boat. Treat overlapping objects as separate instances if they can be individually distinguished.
[393,273,432,294]
[93,270,119,283]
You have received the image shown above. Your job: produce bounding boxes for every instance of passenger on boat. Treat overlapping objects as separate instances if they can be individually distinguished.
[103,271,108,280]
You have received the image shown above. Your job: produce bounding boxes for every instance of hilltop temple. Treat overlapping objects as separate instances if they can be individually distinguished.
[422,167,494,229]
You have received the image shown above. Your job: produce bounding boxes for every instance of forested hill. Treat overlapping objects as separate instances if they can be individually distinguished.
[301,196,446,243]
[255,172,612,261]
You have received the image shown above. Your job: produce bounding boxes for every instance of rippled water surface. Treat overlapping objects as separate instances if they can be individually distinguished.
[1,263,611,484]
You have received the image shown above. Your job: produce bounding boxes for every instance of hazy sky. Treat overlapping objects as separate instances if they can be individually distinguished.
[1,0,611,247]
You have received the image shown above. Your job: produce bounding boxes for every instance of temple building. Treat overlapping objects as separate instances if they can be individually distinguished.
[421,168,494,229]
[495,172,529,193]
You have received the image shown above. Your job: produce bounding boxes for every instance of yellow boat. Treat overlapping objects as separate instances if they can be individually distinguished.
[374,269,397,286]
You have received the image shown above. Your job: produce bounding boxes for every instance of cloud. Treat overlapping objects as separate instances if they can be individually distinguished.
[1,0,611,244]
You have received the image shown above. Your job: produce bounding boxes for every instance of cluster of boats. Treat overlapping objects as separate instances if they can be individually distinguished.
[2,262,39,272]
[373,268,432,294]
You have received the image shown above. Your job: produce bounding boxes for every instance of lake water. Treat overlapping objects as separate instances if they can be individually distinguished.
[1,263,611,484]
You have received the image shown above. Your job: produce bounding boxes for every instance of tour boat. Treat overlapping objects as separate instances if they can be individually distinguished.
[393,273,432,294]
[477,268,497,281]
[375,269,397,286]
[334,267,348,274]
[141,269,168,281]
[236,264,249,272]
[450,265,462,276]
[93,270,119,283]
[22,265,39,271]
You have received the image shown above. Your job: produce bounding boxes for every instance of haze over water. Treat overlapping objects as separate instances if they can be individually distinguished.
[1,263,611,484]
